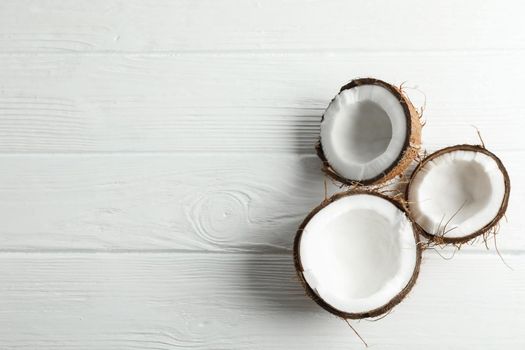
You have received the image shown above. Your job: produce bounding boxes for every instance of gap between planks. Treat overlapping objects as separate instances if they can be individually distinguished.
[0,249,522,258]
[1,48,525,56]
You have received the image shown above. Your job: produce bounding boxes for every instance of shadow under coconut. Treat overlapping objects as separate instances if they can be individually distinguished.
[242,253,321,313]
[240,108,331,315]
[241,156,328,314]
[290,104,323,154]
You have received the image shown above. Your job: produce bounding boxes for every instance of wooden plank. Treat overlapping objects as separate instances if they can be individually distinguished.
[0,0,524,52]
[0,154,331,252]
[0,153,522,252]
[0,52,524,153]
[0,252,523,349]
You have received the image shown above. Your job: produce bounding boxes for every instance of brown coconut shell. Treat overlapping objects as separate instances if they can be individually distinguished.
[405,144,511,244]
[317,78,422,186]
[293,190,422,319]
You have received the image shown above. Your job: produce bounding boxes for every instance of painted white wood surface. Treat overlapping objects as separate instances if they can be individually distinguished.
[0,252,523,350]
[0,0,524,52]
[0,1,524,349]
[0,52,524,152]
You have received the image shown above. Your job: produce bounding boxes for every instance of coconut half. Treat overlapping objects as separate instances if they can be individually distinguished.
[407,145,510,243]
[317,78,422,186]
[294,191,421,319]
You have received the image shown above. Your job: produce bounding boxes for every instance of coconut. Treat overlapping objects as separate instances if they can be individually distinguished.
[294,190,422,319]
[406,144,510,244]
[317,78,422,186]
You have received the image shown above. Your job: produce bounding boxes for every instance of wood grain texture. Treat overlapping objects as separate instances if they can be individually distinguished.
[0,52,524,153]
[0,252,523,349]
[1,1,524,348]
[0,0,524,52]
[0,153,522,252]
[0,154,331,251]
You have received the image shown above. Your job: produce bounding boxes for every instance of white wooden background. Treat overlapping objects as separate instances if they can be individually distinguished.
[0,1,524,349]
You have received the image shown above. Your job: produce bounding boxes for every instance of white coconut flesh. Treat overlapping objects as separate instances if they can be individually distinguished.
[408,150,506,238]
[299,194,417,314]
[321,84,408,181]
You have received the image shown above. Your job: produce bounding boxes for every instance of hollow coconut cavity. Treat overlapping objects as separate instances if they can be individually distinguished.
[407,145,510,244]
[318,78,422,186]
[294,191,421,319]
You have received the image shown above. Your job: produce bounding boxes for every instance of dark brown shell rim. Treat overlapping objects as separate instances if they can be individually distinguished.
[405,144,511,244]
[317,78,413,186]
[293,190,422,319]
